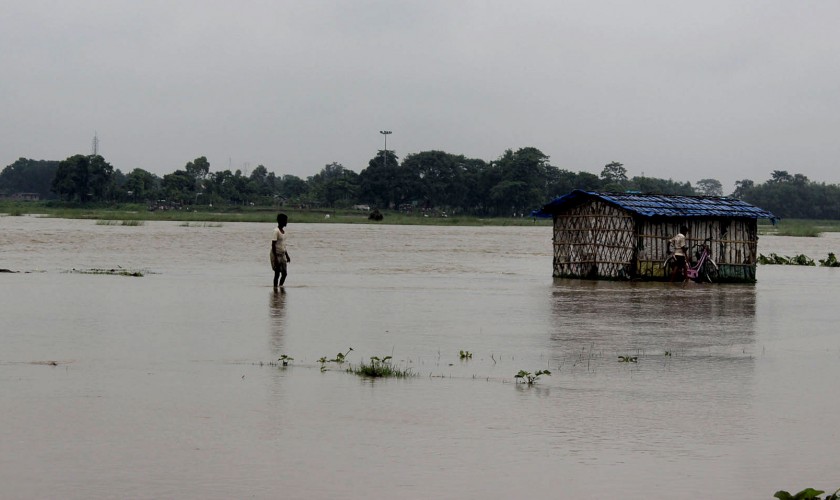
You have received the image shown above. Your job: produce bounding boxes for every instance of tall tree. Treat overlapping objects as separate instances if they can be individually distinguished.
[491,147,552,214]
[628,176,694,195]
[0,158,59,199]
[185,156,210,181]
[695,178,723,196]
[770,170,793,183]
[401,151,468,210]
[600,161,627,191]
[731,179,755,199]
[278,175,308,201]
[358,150,405,209]
[124,168,161,202]
[308,162,359,207]
[51,154,115,203]
[161,170,195,203]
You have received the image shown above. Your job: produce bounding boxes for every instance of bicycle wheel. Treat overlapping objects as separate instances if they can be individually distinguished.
[700,260,719,283]
[663,256,676,280]
[664,256,687,282]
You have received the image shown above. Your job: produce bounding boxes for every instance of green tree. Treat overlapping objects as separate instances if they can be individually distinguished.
[161,169,195,203]
[248,165,277,199]
[124,168,161,202]
[545,168,606,197]
[600,161,627,191]
[0,158,60,199]
[769,170,793,183]
[695,178,723,196]
[51,154,115,203]
[574,171,603,191]
[489,180,530,215]
[401,151,469,210]
[491,147,552,215]
[731,179,755,199]
[358,150,407,209]
[185,156,210,181]
[278,174,308,201]
[460,158,493,214]
[308,162,360,207]
[627,176,694,195]
[741,172,840,219]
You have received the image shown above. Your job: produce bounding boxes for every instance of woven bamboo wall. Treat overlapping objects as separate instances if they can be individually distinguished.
[635,218,759,281]
[552,199,636,279]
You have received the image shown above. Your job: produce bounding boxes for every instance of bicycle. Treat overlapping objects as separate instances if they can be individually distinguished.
[664,237,719,283]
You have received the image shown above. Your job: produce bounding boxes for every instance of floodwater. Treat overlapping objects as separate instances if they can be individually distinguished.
[1,216,838,499]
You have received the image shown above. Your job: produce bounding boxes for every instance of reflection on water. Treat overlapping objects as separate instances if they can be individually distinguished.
[1,216,838,498]
[268,289,286,354]
[550,280,756,355]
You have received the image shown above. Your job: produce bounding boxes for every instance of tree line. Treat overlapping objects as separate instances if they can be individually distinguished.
[1,150,838,219]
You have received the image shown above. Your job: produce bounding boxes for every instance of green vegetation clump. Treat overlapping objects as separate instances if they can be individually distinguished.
[514,369,550,385]
[318,348,353,371]
[179,221,223,227]
[759,252,840,267]
[819,253,840,267]
[70,268,144,277]
[96,219,144,226]
[758,253,815,266]
[349,356,413,378]
[774,487,839,500]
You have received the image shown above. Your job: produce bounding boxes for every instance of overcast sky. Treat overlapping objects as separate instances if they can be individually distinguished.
[3,0,839,193]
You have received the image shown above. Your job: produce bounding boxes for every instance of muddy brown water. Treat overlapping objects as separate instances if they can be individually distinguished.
[1,216,839,499]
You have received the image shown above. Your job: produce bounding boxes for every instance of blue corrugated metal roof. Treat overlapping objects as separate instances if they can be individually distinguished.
[535,190,777,220]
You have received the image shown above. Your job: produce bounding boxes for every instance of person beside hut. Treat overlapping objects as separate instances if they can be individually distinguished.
[669,225,689,282]
[271,213,291,288]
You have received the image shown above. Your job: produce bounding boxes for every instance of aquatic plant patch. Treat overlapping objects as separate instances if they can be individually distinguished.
[514,369,550,385]
[318,348,353,371]
[96,219,145,226]
[758,253,815,266]
[349,355,414,378]
[774,487,839,500]
[819,252,840,267]
[69,268,145,277]
[179,222,223,227]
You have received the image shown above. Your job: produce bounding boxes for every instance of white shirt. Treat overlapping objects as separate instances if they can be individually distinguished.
[272,227,286,254]
[670,233,686,256]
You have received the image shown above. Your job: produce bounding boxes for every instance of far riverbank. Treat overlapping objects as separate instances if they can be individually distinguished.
[2,200,840,234]
[0,201,550,227]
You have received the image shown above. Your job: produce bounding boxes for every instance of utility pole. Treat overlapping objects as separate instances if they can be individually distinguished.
[379,130,392,169]
[91,131,99,157]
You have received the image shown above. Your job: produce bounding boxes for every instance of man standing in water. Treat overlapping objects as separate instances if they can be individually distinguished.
[271,213,290,288]
[669,225,689,282]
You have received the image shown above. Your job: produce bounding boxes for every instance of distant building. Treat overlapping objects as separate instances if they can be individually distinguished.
[534,190,777,282]
[11,192,40,201]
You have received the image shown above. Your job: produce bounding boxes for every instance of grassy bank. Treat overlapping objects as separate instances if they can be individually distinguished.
[5,201,839,232]
[0,201,551,227]
[758,219,840,236]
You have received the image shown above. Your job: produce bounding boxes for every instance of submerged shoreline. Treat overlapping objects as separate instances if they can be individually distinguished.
[3,201,840,233]
[0,201,550,226]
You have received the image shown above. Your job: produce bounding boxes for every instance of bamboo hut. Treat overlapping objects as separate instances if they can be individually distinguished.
[535,190,777,282]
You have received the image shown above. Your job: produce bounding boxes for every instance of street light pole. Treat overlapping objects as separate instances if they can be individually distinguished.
[379,130,392,169]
